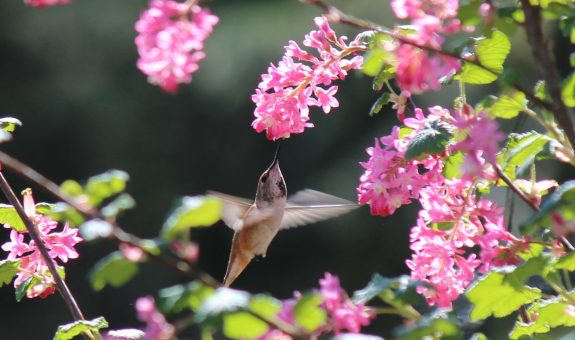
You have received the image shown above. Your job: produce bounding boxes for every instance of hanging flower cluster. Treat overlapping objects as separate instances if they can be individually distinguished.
[1,191,82,298]
[135,0,219,93]
[251,16,365,140]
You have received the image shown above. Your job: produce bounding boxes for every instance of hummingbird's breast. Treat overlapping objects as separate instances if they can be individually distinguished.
[241,205,285,257]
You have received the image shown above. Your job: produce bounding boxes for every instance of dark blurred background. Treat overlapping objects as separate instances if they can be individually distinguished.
[0,0,572,339]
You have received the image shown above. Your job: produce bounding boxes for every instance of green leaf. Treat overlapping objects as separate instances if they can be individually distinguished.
[85,170,129,205]
[196,288,250,322]
[466,260,544,321]
[161,196,222,241]
[60,180,84,197]
[158,281,215,314]
[510,298,575,339]
[15,276,39,302]
[353,273,396,304]
[89,252,138,291]
[0,117,22,132]
[561,72,575,107]
[369,92,390,116]
[394,313,461,340]
[250,295,282,319]
[293,293,327,332]
[0,259,20,287]
[489,91,527,119]
[404,120,453,160]
[53,317,108,340]
[0,204,26,231]
[554,251,575,271]
[521,180,575,233]
[79,219,113,241]
[498,131,551,181]
[101,193,135,218]
[535,80,548,100]
[458,0,482,27]
[223,312,269,339]
[49,202,85,227]
[353,274,428,308]
[457,30,511,84]
[372,65,395,91]
[443,152,464,179]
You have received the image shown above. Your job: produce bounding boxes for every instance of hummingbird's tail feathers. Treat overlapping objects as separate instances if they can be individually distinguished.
[223,234,252,287]
[280,189,359,229]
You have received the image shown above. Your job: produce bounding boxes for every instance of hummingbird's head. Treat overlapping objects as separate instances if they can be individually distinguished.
[256,145,286,205]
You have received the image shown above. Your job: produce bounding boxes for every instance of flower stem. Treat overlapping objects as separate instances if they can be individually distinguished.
[0,172,87,326]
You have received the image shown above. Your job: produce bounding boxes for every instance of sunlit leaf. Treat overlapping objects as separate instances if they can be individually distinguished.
[196,288,250,322]
[53,317,108,340]
[89,252,138,291]
[489,91,527,119]
[457,30,511,84]
[0,117,22,132]
[293,293,326,332]
[0,204,26,232]
[509,297,575,339]
[101,193,136,218]
[561,72,575,107]
[498,131,551,181]
[0,259,20,287]
[223,312,269,339]
[104,329,145,340]
[79,219,113,241]
[521,180,575,234]
[250,295,282,319]
[85,170,129,205]
[158,281,215,314]
[161,196,221,241]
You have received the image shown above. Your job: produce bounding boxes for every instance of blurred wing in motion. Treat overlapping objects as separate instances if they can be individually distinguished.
[207,191,252,231]
[280,189,359,229]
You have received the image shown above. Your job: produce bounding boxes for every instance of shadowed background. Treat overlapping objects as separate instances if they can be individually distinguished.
[0,0,571,338]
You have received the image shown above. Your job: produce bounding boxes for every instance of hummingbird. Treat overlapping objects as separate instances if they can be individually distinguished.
[208,144,359,287]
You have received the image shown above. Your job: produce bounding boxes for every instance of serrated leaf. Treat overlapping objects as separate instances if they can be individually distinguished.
[404,120,453,160]
[498,131,551,181]
[521,180,575,233]
[554,251,575,271]
[79,219,113,241]
[53,317,108,340]
[457,30,511,84]
[0,117,22,132]
[466,260,544,321]
[0,204,26,231]
[489,91,527,119]
[293,293,327,332]
[161,196,222,241]
[158,281,215,314]
[369,92,390,116]
[250,295,282,319]
[510,298,575,339]
[561,72,575,107]
[89,252,138,291]
[85,170,129,205]
[0,259,20,287]
[15,276,39,302]
[223,312,269,340]
[196,288,250,322]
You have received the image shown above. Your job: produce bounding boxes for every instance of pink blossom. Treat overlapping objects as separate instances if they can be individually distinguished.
[136,296,175,340]
[24,0,70,8]
[1,191,83,298]
[391,0,459,20]
[252,16,365,140]
[135,0,218,93]
[318,273,374,334]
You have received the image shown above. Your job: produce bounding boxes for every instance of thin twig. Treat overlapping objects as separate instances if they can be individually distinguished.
[0,172,87,323]
[0,150,219,286]
[520,0,575,151]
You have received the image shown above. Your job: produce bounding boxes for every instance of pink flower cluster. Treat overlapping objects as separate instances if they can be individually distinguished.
[389,0,461,94]
[319,273,374,334]
[252,16,365,140]
[135,0,219,93]
[1,191,82,298]
[24,0,70,8]
[135,296,175,340]
[358,106,525,307]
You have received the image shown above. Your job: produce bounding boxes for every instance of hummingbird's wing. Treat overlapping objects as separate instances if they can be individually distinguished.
[280,189,359,229]
[207,191,252,231]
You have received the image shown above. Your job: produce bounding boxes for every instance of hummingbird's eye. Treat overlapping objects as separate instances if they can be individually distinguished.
[261,174,268,183]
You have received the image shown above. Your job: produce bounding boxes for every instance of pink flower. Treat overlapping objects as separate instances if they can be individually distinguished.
[318,273,374,334]
[1,191,83,298]
[24,0,70,8]
[135,0,219,93]
[136,296,175,340]
[391,0,459,20]
[252,16,365,140]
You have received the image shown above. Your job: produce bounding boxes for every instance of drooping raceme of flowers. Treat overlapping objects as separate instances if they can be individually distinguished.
[1,190,82,298]
[24,0,70,8]
[252,16,365,140]
[135,296,175,340]
[135,0,219,93]
[387,0,462,95]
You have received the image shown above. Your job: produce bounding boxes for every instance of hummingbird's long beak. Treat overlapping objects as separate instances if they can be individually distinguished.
[268,141,281,169]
